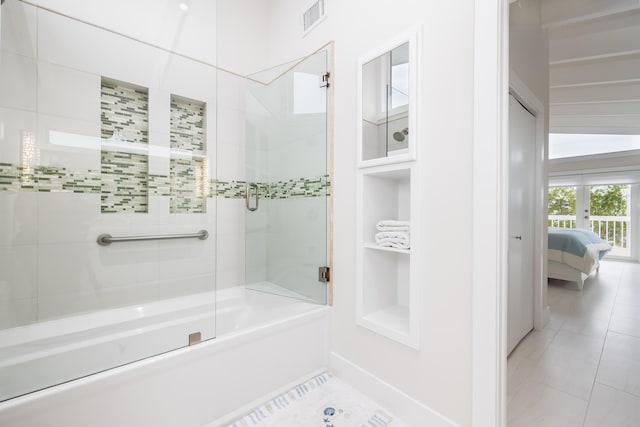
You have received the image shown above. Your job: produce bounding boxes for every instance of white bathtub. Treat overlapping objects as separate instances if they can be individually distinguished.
[0,286,330,426]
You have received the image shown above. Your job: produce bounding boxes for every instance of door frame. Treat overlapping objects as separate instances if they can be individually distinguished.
[472,1,509,425]
[471,1,550,425]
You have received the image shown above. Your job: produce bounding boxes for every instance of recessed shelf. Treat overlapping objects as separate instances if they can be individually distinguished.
[363,243,410,254]
[362,305,410,337]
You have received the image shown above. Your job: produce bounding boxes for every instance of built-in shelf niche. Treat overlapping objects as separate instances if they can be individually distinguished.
[169,95,208,214]
[100,77,149,214]
[356,164,419,349]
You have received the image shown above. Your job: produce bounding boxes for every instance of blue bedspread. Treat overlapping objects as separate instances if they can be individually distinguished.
[548,228,611,274]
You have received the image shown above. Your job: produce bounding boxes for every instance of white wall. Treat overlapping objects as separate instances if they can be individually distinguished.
[510,0,549,106]
[215,0,475,424]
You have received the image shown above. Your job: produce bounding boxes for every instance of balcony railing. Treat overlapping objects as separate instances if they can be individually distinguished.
[548,214,630,256]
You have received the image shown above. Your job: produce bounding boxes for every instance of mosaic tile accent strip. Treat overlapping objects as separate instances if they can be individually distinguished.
[225,372,396,427]
[170,158,208,213]
[100,151,148,213]
[170,96,205,153]
[101,79,149,144]
[0,163,330,202]
[0,163,101,193]
[268,175,330,199]
[215,180,269,199]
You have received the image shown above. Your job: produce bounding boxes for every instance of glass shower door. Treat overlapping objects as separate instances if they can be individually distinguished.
[244,50,329,304]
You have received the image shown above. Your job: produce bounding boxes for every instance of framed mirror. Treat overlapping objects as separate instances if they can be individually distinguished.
[358,30,418,167]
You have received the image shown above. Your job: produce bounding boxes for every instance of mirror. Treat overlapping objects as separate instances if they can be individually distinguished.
[361,42,410,162]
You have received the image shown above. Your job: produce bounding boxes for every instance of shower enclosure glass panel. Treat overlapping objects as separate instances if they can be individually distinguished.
[244,51,329,304]
[0,0,216,401]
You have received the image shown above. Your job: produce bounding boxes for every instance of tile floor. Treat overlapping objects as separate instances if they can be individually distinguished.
[224,372,406,427]
[508,260,640,426]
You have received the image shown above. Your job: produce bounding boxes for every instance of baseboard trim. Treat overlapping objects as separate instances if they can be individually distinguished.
[329,352,460,427]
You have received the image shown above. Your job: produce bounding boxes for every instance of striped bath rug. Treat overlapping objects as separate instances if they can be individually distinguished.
[226,372,401,427]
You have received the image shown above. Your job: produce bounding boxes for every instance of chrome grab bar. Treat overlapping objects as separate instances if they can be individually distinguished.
[97,230,209,246]
[246,182,259,212]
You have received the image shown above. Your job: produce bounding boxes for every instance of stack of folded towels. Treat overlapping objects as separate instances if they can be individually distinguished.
[375,220,410,249]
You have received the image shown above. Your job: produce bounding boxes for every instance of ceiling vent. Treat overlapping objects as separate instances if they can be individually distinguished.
[303,0,326,36]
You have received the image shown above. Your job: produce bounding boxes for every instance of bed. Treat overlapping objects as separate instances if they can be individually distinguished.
[548,227,611,290]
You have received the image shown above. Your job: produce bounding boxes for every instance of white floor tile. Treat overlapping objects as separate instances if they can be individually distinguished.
[507,380,588,427]
[583,383,640,427]
[609,302,640,338]
[530,343,600,401]
[508,261,640,426]
[597,331,640,398]
[510,328,558,361]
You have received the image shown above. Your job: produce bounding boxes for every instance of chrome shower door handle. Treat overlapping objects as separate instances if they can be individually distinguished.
[246,182,259,212]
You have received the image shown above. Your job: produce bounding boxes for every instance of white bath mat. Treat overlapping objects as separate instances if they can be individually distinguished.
[225,372,404,427]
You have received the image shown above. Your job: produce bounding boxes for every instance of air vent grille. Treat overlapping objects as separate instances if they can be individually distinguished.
[303,0,325,33]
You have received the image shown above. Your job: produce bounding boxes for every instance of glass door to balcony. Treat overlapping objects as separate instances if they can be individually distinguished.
[588,185,631,257]
[549,184,632,258]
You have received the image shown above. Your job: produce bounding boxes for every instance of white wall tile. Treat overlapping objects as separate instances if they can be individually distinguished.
[148,88,170,137]
[0,297,37,329]
[1,0,37,58]
[37,11,163,89]
[217,72,247,111]
[37,290,101,321]
[37,243,138,296]
[37,193,101,244]
[0,52,36,111]
[216,105,246,179]
[0,245,37,300]
[148,131,170,176]
[159,55,216,105]
[156,275,215,300]
[0,192,37,246]
[37,61,101,122]
[30,0,216,65]
[265,198,327,301]
[37,114,101,171]
[216,229,245,289]
[0,107,37,164]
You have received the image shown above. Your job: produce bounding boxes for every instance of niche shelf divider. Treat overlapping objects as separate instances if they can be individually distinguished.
[355,162,419,349]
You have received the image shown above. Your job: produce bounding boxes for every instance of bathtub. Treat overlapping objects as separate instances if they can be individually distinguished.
[0,286,330,426]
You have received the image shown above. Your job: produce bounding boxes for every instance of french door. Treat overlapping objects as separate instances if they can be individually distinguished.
[549,184,632,258]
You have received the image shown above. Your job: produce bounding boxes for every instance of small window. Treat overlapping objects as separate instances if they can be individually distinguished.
[549,133,640,159]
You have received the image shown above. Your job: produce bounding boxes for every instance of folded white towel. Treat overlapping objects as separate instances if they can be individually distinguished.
[375,231,410,249]
[376,220,410,232]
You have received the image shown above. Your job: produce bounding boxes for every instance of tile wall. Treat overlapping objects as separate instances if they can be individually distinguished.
[0,0,330,328]
[0,1,217,327]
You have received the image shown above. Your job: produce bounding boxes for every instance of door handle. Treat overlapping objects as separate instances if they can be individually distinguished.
[245,183,259,212]
[513,235,522,240]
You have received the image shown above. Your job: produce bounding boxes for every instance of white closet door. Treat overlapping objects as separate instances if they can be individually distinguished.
[507,94,536,355]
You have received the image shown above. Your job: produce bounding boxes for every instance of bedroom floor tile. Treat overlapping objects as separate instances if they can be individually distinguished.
[609,302,640,338]
[508,261,640,426]
[583,383,640,427]
[596,331,640,398]
[507,380,588,427]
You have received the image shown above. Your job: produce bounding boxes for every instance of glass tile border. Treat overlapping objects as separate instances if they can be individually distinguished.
[0,163,330,200]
